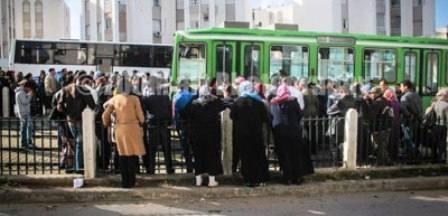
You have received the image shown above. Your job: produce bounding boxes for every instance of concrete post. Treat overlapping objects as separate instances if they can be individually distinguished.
[82,108,96,179]
[2,87,9,118]
[343,109,358,170]
[221,108,233,175]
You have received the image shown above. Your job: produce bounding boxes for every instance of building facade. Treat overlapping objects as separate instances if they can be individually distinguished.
[253,0,435,37]
[0,0,70,68]
[82,0,250,44]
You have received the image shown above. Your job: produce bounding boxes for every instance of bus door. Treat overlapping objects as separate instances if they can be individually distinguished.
[212,42,236,85]
[420,49,442,106]
[96,57,113,74]
[238,42,263,82]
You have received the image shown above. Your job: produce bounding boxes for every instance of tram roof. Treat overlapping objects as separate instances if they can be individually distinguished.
[178,27,448,46]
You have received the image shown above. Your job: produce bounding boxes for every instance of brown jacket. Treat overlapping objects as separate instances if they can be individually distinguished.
[102,94,146,156]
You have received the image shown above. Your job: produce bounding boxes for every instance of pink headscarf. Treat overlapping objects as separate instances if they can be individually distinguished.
[383,89,397,102]
[270,84,291,105]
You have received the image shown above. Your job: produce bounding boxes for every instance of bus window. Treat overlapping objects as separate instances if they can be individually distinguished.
[243,45,260,80]
[87,44,95,65]
[425,52,438,94]
[178,43,206,82]
[120,45,151,67]
[270,45,308,79]
[318,47,354,84]
[152,46,172,68]
[15,41,52,64]
[363,49,396,83]
[404,52,416,82]
[54,43,87,65]
[216,45,232,84]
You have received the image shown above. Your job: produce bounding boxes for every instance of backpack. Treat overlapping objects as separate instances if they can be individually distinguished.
[422,107,437,128]
[381,105,394,119]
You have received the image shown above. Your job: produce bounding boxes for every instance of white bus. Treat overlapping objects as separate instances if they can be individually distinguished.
[9,39,173,78]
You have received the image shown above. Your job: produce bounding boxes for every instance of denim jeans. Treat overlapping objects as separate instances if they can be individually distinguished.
[69,122,83,171]
[19,114,33,147]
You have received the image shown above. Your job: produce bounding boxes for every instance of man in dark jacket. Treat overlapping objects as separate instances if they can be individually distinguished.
[364,86,393,165]
[399,80,422,158]
[142,77,174,174]
[57,73,95,173]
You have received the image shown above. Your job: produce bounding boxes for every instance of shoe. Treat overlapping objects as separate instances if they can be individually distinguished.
[195,175,203,187]
[208,180,219,187]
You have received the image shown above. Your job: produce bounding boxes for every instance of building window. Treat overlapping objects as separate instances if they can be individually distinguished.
[413,0,423,36]
[390,0,401,35]
[176,0,184,9]
[153,0,160,7]
[153,19,161,37]
[22,0,31,38]
[35,0,43,38]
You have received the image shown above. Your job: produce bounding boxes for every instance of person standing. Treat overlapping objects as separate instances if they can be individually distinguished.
[173,79,195,173]
[102,78,146,188]
[142,77,174,174]
[15,80,34,149]
[57,74,95,173]
[270,84,314,185]
[184,85,225,187]
[230,81,269,187]
[45,68,57,114]
[383,89,401,162]
[399,80,422,158]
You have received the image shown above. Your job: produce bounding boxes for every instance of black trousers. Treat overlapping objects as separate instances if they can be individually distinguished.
[144,123,174,174]
[119,156,138,188]
[176,122,193,173]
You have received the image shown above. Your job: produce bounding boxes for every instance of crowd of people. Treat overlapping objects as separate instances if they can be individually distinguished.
[2,67,448,188]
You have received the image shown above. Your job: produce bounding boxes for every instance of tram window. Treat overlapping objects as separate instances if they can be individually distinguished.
[270,45,308,80]
[424,53,438,94]
[404,52,417,83]
[243,45,260,80]
[363,49,396,83]
[152,46,172,68]
[120,45,151,67]
[318,47,354,84]
[216,45,233,84]
[54,43,87,65]
[178,43,206,82]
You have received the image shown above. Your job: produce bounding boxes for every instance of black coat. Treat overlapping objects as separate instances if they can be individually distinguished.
[230,96,269,184]
[184,97,225,175]
[270,100,314,181]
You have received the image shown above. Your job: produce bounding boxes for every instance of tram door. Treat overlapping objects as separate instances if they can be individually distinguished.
[213,42,236,85]
[239,42,264,82]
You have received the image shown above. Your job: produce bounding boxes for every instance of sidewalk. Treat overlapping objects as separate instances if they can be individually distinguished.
[1,165,448,204]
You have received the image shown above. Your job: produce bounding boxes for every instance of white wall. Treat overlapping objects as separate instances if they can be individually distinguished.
[422,0,435,36]
[161,0,175,44]
[348,0,376,34]
[400,0,413,36]
[14,0,70,39]
[127,0,152,43]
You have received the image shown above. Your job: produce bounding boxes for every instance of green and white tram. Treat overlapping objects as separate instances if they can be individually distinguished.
[171,27,448,106]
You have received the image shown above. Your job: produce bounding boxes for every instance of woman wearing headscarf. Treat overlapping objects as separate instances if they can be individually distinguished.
[102,78,146,188]
[184,85,225,187]
[270,84,314,185]
[383,89,400,162]
[427,88,448,162]
[230,81,269,187]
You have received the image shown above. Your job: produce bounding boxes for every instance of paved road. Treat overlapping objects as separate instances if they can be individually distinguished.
[1,190,448,216]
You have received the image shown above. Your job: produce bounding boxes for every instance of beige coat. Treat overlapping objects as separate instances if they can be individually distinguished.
[102,94,146,156]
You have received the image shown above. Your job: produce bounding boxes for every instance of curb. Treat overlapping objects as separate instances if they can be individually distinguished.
[1,176,448,203]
